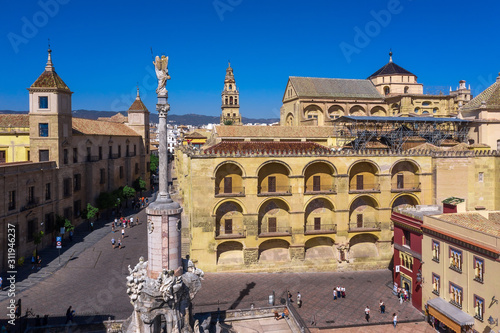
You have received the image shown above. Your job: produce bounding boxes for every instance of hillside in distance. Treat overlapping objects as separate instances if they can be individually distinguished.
[0,110,279,126]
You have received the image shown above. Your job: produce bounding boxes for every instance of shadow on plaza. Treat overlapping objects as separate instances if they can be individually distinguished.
[4,313,114,333]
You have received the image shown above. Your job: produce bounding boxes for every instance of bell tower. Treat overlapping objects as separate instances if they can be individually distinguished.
[220,62,241,125]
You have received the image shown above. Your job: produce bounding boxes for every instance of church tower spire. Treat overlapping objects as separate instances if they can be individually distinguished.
[220,62,241,125]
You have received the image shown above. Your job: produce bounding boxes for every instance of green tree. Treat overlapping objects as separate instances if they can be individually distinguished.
[123,185,136,207]
[82,203,99,222]
[33,231,44,257]
[223,120,233,125]
[133,177,147,196]
[64,219,75,233]
[96,192,116,211]
[150,154,159,174]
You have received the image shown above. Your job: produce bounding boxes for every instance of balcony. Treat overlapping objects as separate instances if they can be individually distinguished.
[348,222,381,232]
[391,182,421,193]
[449,264,462,274]
[257,185,292,196]
[215,227,246,239]
[349,183,380,194]
[304,223,337,235]
[20,197,40,212]
[304,184,337,195]
[258,226,291,237]
[215,186,245,197]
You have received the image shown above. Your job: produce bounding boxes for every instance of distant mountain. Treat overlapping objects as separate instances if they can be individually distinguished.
[0,110,279,126]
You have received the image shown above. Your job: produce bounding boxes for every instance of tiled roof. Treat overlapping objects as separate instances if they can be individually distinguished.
[185,132,207,139]
[97,113,128,124]
[215,125,335,138]
[203,141,332,154]
[128,99,148,111]
[0,114,29,128]
[407,142,443,151]
[31,70,70,91]
[435,212,500,237]
[445,142,470,151]
[462,76,500,111]
[442,197,465,205]
[368,61,415,78]
[288,77,384,100]
[72,118,140,136]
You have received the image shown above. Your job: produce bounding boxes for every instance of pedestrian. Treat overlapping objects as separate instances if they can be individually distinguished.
[146,198,149,206]
[379,300,385,313]
[287,291,293,303]
[364,306,370,322]
[393,313,397,328]
[118,239,122,249]
[14,299,21,319]
[36,255,42,270]
[297,292,302,308]
[333,288,337,300]
[122,228,125,238]
[336,286,341,299]
[65,306,73,324]
[341,286,346,298]
[90,221,94,231]
[69,230,73,242]
[137,217,140,225]
[111,238,116,249]
[399,292,404,304]
[130,217,134,227]
[403,289,408,302]
[112,224,115,233]
[114,218,118,228]
[31,255,36,270]
[0,277,2,290]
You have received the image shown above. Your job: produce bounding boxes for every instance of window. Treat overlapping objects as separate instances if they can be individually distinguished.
[8,190,16,210]
[27,219,35,242]
[118,145,121,158]
[432,273,440,295]
[73,148,78,163]
[134,145,137,156]
[478,172,484,183]
[432,240,440,262]
[414,108,419,113]
[39,123,49,137]
[474,295,484,321]
[28,186,35,204]
[147,162,150,173]
[403,229,411,247]
[0,150,6,163]
[27,150,30,161]
[63,178,72,197]
[63,207,72,220]
[397,174,404,189]
[126,145,130,157]
[119,166,124,179]
[45,183,51,200]
[63,149,68,164]
[135,163,139,175]
[38,96,48,109]
[449,247,462,272]
[73,174,81,191]
[404,86,409,93]
[39,149,49,162]
[400,252,413,271]
[108,146,112,159]
[449,282,463,308]
[44,213,54,233]
[74,200,81,218]
[99,146,103,160]
[87,147,91,162]
[433,108,438,114]
[100,169,105,184]
[384,86,390,95]
[473,257,484,282]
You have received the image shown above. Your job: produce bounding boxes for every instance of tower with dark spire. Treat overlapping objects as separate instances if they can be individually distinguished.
[127,86,151,169]
[220,62,241,125]
[28,47,73,166]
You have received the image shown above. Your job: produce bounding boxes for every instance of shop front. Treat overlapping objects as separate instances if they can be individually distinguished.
[427,298,474,333]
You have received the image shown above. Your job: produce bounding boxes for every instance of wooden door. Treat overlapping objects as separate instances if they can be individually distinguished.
[268,176,276,193]
[357,214,363,228]
[268,217,277,232]
[356,175,363,190]
[0,150,5,163]
[397,174,404,189]
[224,177,232,193]
[224,219,232,234]
[314,217,321,230]
[313,176,321,192]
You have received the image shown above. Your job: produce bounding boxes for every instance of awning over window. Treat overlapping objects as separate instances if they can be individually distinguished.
[427,298,474,332]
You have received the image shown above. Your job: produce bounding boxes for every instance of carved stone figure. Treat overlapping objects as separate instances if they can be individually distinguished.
[153,55,171,95]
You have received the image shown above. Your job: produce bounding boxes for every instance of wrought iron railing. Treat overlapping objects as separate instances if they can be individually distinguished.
[214,186,245,197]
[349,183,380,192]
[304,223,337,234]
[215,227,246,238]
[348,221,381,231]
[391,182,421,192]
[259,226,291,235]
[304,184,337,194]
[258,185,292,195]
[21,198,40,211]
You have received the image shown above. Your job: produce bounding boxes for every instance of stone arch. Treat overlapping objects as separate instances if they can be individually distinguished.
[213,160,246,178]
[285,113,294,126]
[213,198,247,216]
[349,234,379,258]
[214,201,245,236]
[303,104,325,125]
[305,237,335,260]
[370,106,387,117]
[216,241,244,265]
[391,194,420,209]
[304,198,335,232]
[347,160,381,175]
[214,161,245,195]
[303,160,337,193]
[404,86,409,94]
[390,159,421,191]
[256,160,292,177]
[328,105,344,119]
[258,239,290,262]
[349,105,366,116]
[349,195,379,228]
[390,159,421,174]
[348,160,380,191]
[257,161,292,194]
[258,198,291,234]
[302,159,337,176]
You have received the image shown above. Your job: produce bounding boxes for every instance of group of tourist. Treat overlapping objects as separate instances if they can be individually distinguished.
[395,287,409,304]
[110,216,139,249]
[364,303,398,328]
[132,197,149,210]
[332,286,346,300]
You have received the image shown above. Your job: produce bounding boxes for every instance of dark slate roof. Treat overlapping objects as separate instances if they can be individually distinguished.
[368,62,415,79]
[333,116,469,123]
[288,77,384,100]
[462,75,500,111]
[31,70,70,91]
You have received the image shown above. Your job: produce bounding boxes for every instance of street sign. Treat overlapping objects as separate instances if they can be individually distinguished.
[56,236,62,249]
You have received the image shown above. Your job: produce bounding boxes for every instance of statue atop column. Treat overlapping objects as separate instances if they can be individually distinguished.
[153,55,171,95]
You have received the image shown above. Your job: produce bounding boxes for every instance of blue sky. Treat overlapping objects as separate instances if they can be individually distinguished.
[1,0,499,119]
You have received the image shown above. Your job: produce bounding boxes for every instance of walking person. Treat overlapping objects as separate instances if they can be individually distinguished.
[379,300,385,313]
[65,306,73,324]
[336,286,341,299]
[130,217,134,227]
[31,255,36,270]
[333,288,337,300]
[297,292,302,308]
[111,238,116,249]
[341,286,345,298]
[118,239,122,249]
[0,276,3,290]
[364,306,370,322]
[36,255,42,270]
[121,228,125,238]
[393,313,398,328]
[287,291,293,303]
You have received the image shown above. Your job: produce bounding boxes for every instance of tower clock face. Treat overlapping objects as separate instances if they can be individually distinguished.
[148,219,154,234]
